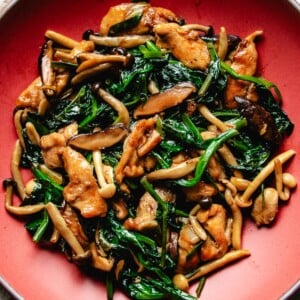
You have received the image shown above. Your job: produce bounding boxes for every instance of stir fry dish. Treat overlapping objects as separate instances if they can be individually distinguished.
[3,1,297,299]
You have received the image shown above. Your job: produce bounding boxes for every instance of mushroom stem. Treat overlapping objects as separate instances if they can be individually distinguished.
[93,150,116,199]
[11,140,26,200]
[218,143,243,178]
[45,30,80,49]
[71,63,113,86]
[14,110,25,149]
[217,26,228,61]
[189,215,207,241]
[181,24,212,33]
[274,158,290,201]
[236,149,296,207]
[76,54,129,72]
[25,121,41,145]
[39,164,64,185]
[224,188,243,250]
[186,249,250,282]
[97,88,130,127]
[199,104,234,132]
[146,157,199,181]
[4,179,45,215]
[89,34,154,48]
[46,202,85,256]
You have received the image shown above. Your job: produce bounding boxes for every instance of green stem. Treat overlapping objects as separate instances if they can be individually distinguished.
[227,116,248,130]
[33,190,52,242]
[32,210,49,242]
[32,165,64,192]
[140,177,168,267]
[176,128,239,187]
[196,276,206,298]
[182,113,203,142]
[106,272,114,300]
[198,72,213,97]
[198,42,218,97]
[79,97,101,128]
[220,61,282,101]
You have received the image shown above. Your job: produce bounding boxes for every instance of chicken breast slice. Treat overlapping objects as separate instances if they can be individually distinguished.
[62,146,107,218]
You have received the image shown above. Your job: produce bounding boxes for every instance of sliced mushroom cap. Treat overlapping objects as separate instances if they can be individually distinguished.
[68,123,128,151]
[133,82,196,118]
[39,40,56,97]
[235,96,282,148]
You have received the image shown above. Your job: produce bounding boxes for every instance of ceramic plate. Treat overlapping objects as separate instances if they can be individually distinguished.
[0,0,299,299]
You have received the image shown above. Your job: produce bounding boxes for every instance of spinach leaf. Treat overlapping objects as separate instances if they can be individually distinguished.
[198,42,227,104]
[152,140,183,169]
[119,268,196,300]
[152,58,205,90]
[20,129,43,167]
[229,132,270,177]
[258,87,294,135]
[162,113,204,149]
[106,48,205,109]
[23,166,64,242]
[108,55,153,106]
[43,84,114,132]
[139,40,163,59]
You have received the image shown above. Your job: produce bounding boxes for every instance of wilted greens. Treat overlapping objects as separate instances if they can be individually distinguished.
[3,3,296,300]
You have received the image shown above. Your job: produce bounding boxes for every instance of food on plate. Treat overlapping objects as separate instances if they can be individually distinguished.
[3,1,296,299]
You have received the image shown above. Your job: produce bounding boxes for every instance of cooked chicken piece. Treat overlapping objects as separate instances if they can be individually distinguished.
[16,77,48,110]
[59,122,78,140]
[154,23,210,70]
[62,146,107,218]
[115,118,162,186]
[177,204,230,273]
[177,223,203,273]
[40,132,66,169]
[197,204,230,261]
[100,3,183,36]
[171,152,190,165]
[224,30,263,108]
[207,153,226,180]
[251,187,279,226]
[183,181,217,202]
[61,204,90,248]
[40,122,78,169]
[55,72,70,95]
[124,188,175,231]
[112,198,128,220]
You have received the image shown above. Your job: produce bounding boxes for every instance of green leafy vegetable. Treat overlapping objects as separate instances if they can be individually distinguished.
[24,166,64,242]
[43,84,115,132]
[257,87,294,135]
[220,60,282,101]
[176,128,240,187]
[139,41,164,59]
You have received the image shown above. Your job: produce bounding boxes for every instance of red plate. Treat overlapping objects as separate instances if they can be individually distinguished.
[0,0,299,299]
